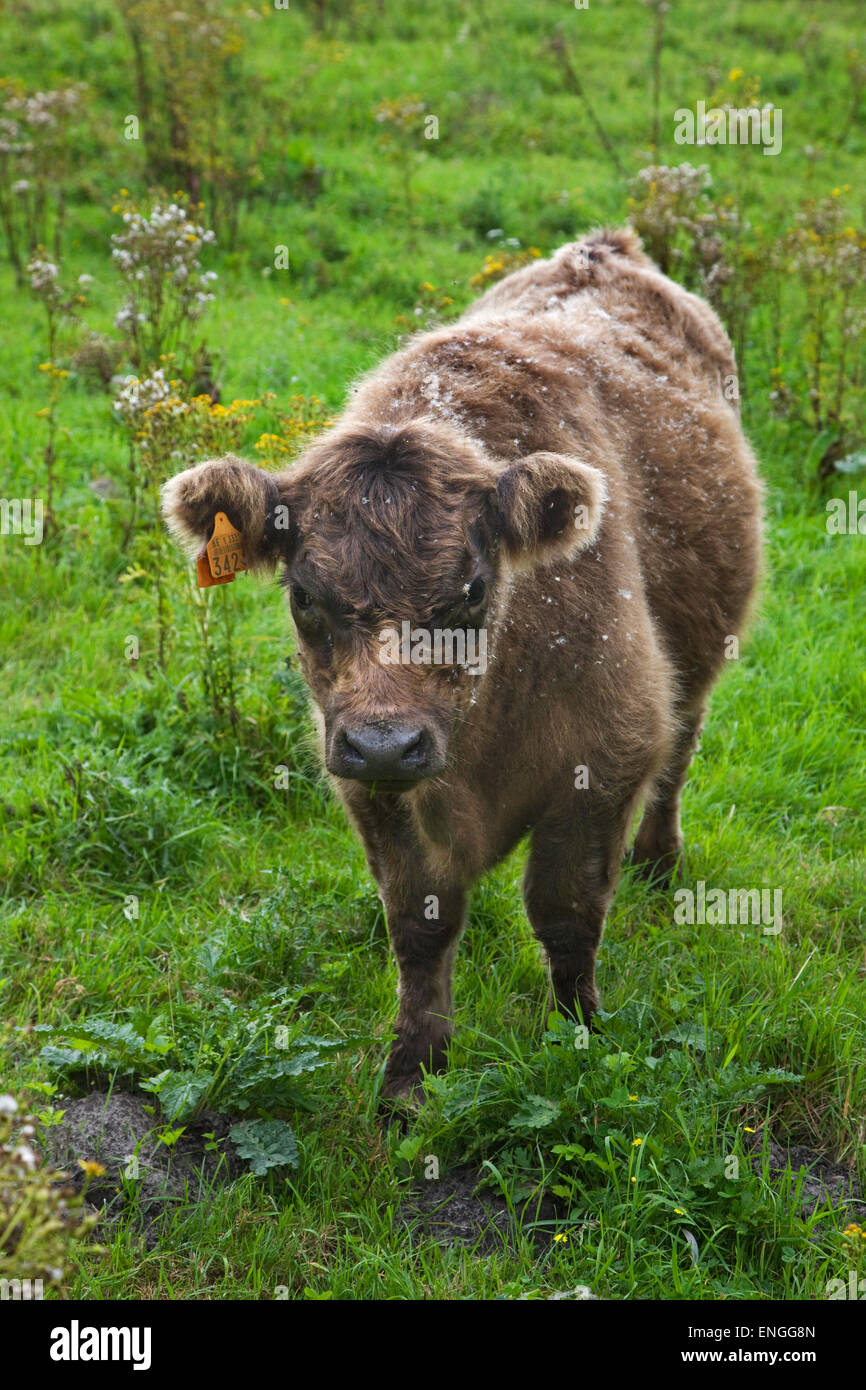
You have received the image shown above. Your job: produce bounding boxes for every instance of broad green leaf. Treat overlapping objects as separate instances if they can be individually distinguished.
[509,1094,561,1130]
[142,1069,213,1121]
[230,1118,299,1175]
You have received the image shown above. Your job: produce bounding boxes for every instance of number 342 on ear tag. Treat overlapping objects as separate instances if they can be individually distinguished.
[196,511,247,588]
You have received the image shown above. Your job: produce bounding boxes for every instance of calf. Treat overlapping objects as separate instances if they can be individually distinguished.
[164,228,762,1101]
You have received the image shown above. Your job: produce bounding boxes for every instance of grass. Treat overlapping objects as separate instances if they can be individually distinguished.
[0,0,864,1300]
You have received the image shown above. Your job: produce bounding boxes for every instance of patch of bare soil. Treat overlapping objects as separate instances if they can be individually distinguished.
[399,1164,559,1254]
[401,1138,864,1267]
[746,1131,864,1220]
[42,1091,244,1248]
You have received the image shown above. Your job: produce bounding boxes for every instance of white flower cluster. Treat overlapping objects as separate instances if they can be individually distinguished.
[0,1093,37,1171]
[114,304,148,330]
[0,115,28,156]
[27,254,75,311]
[789,199,866,287]
[628,162,744,305]
[113,368,188,427]
[0,1092,92,1285]
[5,85,84,129]
[632,161,713,202]
[0,84,86,153]
[111,202,217,334]
[27,257,59,292]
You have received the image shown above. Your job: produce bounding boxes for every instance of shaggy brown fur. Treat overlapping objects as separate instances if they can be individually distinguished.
[163,228,763,1102]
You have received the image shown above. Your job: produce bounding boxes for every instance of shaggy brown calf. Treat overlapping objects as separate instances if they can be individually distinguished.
[164,228,762,1101]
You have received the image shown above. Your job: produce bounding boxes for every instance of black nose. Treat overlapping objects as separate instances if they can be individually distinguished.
[332,722,431,782]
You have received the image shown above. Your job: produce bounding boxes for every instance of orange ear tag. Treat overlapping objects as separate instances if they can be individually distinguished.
[197,511,247,588]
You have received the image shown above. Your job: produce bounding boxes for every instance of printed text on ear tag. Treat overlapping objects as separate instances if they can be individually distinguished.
[196,551,233,587]
[198,511,247,587]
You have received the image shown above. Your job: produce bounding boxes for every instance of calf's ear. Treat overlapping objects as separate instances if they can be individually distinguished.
[496,451,607,567]
[161,454,289,571]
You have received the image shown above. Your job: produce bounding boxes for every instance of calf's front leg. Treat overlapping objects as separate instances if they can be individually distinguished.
[381,883,467,1102]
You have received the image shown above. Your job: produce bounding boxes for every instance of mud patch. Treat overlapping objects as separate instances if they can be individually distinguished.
[746,1131,865,1220]
[43,1091,244,1247]
[399,1164,559,1254]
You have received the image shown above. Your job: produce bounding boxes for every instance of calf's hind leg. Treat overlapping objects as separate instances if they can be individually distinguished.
[631,703,706,883]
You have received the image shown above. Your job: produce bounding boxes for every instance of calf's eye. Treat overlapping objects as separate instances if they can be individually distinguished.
[292,585,313,610]
[464,577,487,608]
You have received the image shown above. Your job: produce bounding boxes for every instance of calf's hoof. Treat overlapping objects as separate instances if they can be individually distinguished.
[378,1071,428,1130]
[378,1094,418,1133]
[381,1071,426,1103]
[547,982,599,1031]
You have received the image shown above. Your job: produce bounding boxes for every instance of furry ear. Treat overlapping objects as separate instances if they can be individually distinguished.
[496,451,607,567]
[161,454,290,571]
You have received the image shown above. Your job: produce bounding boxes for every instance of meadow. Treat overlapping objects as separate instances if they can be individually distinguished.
[0,0,864,1301]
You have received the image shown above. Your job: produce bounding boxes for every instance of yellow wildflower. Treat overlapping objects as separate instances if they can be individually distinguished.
[78,1159,106,1177]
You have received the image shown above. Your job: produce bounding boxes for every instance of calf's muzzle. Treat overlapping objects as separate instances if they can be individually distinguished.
[328,719,440,784]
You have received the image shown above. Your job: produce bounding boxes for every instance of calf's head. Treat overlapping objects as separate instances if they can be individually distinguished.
[163,422,606,790]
